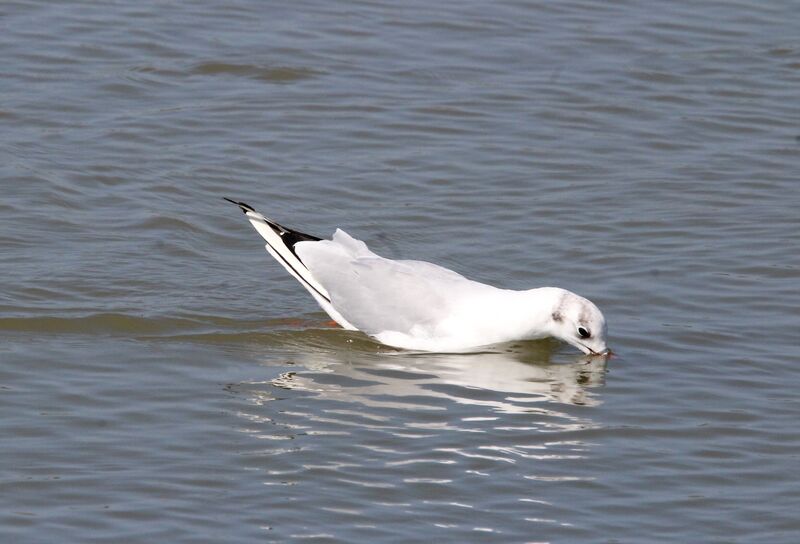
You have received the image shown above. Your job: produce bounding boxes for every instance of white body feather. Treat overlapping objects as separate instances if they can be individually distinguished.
[295,230,560,351]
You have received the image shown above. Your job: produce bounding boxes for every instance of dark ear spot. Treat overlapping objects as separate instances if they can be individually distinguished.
[551,311,563,322]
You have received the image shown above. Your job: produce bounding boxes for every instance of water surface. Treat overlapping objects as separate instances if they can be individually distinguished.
[2,0,799,542]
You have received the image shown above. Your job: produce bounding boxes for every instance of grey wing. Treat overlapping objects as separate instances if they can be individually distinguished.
[295,240,481,335]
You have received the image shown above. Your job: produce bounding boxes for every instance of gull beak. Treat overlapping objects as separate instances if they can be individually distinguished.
[586,346,613,358]
[568,339,613,358]
[595,347,613,358]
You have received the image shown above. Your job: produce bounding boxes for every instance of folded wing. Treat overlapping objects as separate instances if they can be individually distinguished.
[295,229,491,337]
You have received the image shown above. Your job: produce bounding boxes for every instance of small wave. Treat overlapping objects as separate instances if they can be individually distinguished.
[0,313,205,335]
[0,312,341,337]
[160,328,384,352]
[189,61,319,83]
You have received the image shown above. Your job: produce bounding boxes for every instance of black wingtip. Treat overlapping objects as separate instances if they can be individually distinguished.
[223,197,256,214]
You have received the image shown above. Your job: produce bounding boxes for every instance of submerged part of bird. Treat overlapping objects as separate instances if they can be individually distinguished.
[225,198,609,356]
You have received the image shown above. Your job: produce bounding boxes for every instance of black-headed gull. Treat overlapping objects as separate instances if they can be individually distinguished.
[226,199,609,355]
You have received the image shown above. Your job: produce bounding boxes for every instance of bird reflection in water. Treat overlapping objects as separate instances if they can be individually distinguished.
[234,332,610,416]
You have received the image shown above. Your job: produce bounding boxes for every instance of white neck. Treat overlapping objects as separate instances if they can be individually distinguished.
[454,286,566,346]
[507,287,565,340]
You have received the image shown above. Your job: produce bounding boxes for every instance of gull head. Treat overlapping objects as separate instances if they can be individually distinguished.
[549,290,609,356]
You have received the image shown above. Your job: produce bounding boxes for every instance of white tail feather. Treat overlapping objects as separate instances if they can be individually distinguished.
[238,208,357,330]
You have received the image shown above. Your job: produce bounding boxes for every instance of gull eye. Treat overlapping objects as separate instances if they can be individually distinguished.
[577,327,591,339]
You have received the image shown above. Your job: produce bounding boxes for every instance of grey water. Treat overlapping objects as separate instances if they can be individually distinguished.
[2,1,799,542]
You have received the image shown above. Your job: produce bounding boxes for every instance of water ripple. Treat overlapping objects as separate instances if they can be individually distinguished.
[2,0,799,540]
[189,61,320,83]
